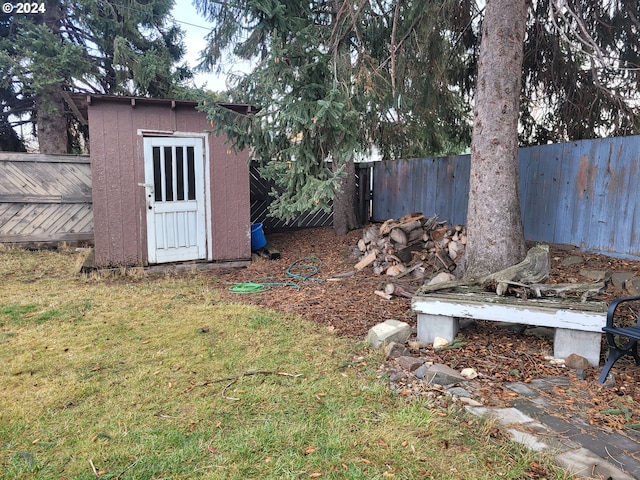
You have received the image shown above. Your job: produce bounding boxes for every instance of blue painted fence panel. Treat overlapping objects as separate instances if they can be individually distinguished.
[372,135,640,258]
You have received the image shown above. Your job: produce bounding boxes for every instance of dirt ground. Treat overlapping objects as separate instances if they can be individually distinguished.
[209,226,640,431]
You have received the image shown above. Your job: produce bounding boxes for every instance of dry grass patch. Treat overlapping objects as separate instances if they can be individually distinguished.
[0,248,571,479]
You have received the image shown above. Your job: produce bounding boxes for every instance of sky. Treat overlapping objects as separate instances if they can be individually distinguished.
[170,0,227,91]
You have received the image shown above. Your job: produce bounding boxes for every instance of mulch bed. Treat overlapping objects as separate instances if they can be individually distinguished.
[208,226,640,431]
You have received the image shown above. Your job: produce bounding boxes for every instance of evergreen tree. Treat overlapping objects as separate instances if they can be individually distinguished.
[521,0,640,143]
[0,0,192,153]
[196,0,470,234]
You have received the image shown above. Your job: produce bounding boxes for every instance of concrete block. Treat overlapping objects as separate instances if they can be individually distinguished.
[554,329,601,367]
[416,313,459,344]
[555,448,635,480]
[366,320,411,349]
[611,272,634,289]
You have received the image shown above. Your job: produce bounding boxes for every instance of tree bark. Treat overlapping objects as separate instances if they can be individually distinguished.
[333,158,360,236]
[36,90,68,154]
[462,0,528,278]
[36,0,68,154]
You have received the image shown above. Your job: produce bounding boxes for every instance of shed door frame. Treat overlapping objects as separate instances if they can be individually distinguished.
[140,131,212,264]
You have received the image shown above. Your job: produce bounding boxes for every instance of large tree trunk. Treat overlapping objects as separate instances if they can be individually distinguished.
[35,90,68,154]
[462,0,528,278]
[333,158,360,236]
[36,0,68,154]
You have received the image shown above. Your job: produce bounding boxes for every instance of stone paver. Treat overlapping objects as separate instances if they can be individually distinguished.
[488,378,640,479]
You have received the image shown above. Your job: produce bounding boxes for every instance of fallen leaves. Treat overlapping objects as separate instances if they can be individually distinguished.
[211,227,640,433]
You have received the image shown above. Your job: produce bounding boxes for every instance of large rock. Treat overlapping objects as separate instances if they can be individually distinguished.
[366,320,411,349]
[625,277,640,295]
[611,272,634,289]
[424,363,466,386]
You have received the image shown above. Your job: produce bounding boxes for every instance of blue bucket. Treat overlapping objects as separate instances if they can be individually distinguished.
[250,223,267,251]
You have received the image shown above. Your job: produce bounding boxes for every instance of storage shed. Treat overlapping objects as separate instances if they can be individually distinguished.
[80,94,254,268]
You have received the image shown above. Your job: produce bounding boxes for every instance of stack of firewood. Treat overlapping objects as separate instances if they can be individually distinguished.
[354,213,467,277]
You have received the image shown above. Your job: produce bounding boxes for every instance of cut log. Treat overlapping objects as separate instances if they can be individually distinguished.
[395,243,424,264]
[329,270,356,279]
[407,228,425,243]
[435,248,456,272]
[362,226,379,244]
[389,228,408,245]
[384,283,396,295]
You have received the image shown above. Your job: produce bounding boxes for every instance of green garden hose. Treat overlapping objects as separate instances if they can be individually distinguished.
[228,257,322,293]
[286,256,322,282]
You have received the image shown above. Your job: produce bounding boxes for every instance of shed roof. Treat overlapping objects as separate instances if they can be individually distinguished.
[67,93,257,126]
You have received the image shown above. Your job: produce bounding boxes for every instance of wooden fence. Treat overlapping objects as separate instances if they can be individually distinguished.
[250,162,333,232]
[371,135,640,258]
[5,135,639,258]
[0,153,93,244]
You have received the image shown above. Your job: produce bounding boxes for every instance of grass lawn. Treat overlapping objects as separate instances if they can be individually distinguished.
[0,247,571,479]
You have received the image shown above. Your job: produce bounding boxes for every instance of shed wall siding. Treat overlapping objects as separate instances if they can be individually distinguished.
[88,102,250,267]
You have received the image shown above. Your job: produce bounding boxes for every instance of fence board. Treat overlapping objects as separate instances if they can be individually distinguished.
[0,153,93,244]
[249,162,333,232]
[372,135,640,258]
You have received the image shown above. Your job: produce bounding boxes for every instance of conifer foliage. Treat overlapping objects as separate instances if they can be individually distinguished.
[0,0,192,152]
[197,0,470,234]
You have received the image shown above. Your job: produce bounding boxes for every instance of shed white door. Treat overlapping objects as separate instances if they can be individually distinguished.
[143,137,206,264]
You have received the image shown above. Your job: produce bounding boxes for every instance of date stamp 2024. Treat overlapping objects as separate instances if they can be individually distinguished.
[2,2,46,14]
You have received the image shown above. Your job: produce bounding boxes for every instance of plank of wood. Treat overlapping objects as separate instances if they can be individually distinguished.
[0,232,94,243]
[0,195,92,204]
[0,153,90,163]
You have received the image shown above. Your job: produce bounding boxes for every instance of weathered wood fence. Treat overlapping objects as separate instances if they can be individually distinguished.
[0,153,93,245]
[4,135,640,258]
[250,162,333,232]
[371,135,640,258]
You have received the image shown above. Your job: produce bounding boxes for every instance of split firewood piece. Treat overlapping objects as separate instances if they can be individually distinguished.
[398,219,423,233]
[422,214,439,231]
[395,262,424,279]
[374,290,392,300]
[379,219,399,236]
[386,264,407,276]
[398,212,425,223]
[354,251,377,270]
